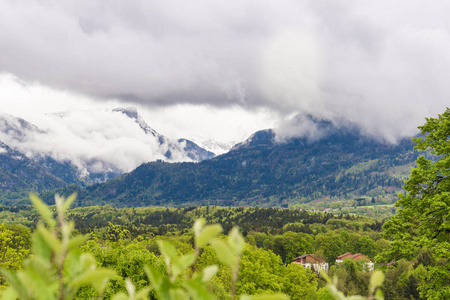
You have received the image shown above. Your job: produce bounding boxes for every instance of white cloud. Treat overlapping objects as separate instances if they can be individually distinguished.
[0,108,220,176]
[0,74,276,148]
[38,110,164,172]
[0,1,449,143]
[138,104,277,144]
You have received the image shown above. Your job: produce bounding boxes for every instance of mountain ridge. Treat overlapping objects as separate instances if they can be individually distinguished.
[47,126,419,208]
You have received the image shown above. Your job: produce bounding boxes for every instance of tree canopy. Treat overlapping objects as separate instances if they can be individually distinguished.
[382,108,450,299]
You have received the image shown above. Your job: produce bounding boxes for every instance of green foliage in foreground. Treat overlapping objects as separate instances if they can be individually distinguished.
[1,194,117,299]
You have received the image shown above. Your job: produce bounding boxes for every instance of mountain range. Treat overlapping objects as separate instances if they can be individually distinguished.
[41,122,419,208]
[0,109,420,207]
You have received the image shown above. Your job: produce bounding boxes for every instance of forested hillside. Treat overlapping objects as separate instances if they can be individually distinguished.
[48,127,418,207]
[0,142,67,193]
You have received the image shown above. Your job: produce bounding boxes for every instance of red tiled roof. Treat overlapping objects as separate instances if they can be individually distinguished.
[337,253,371,262]
[338,252,353,260]
[293,254,325,263]
[350,253,371,261]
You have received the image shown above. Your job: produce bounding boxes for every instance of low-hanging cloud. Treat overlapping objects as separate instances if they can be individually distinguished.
[0,109,204,176]
[1,0,450,142]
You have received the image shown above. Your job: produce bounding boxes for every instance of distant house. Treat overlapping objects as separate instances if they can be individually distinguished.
[336,252,354,261]
[336,253,374,271]
[293,254,329,273]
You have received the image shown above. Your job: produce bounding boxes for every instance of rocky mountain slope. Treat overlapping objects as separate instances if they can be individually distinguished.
[0,141,66,193]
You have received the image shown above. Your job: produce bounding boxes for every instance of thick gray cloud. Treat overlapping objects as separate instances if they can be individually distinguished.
[1,0,449,142]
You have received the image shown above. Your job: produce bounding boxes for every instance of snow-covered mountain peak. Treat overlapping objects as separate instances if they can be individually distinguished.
[189,138,236,155]
[0,112,44,143]
[113,107,160,137]
[113,107,138,120]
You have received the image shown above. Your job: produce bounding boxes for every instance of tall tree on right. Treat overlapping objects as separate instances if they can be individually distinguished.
[381,108,450,299]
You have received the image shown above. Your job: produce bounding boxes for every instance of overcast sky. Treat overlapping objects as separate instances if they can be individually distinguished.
[1,0,449,144]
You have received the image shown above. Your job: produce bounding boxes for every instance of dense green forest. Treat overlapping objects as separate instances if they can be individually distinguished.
[0,202,429,299]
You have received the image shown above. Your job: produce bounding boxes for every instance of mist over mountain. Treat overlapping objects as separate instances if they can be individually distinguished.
[193,139,237,156]
[49,122,418,208]
[111,107,215,162]
[0,108,214,190]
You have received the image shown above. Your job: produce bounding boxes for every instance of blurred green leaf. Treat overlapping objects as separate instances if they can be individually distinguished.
[210,239,236,269]
[157,240,178,262]
[375,289,384,299]
[71,269,117,294]
[62,193,77,213]
[125,278,135,299]
[36,226,61,254]
[228,227,245,255]
[0,269,29,300]
[135,287,151,300]
[61,221,75,241]
[17,269,57,300]
[67,235,87,251]
[25,256,53,283]
[369,270,384,295]
[193,219,205,238]
[169,288,189,300]
[111,292,128,300]
[195,224,223,248]
[29,194,56,228]
[79,253,96,270]
[0,287,19,300]
[202,265,218,282]
[145,265,174,300]
[64,250,83,279]
[184,276,212,300]
[172,253,196,278]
